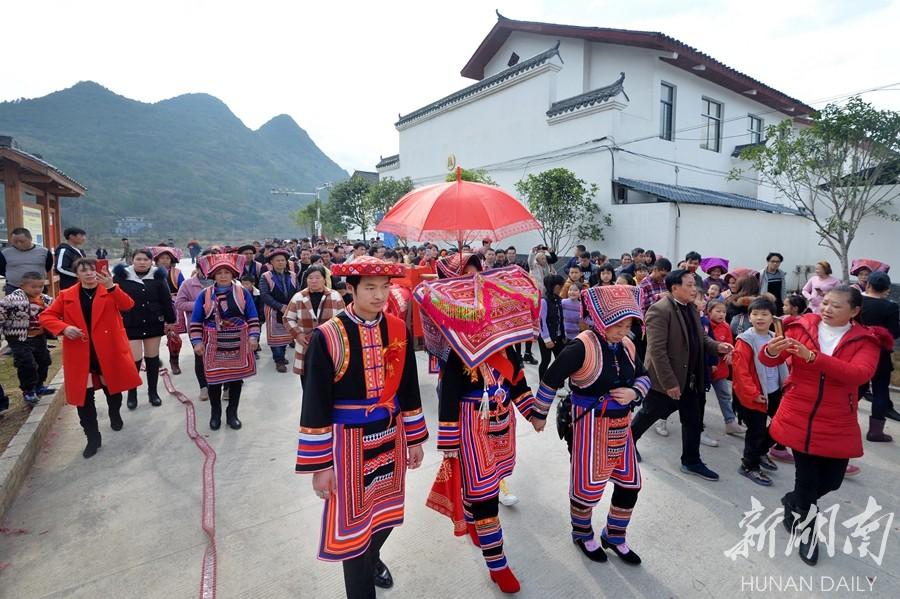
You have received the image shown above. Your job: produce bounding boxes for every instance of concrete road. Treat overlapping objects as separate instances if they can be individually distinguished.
[1,300,898,597]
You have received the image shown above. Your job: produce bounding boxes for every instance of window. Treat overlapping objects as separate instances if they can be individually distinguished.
[701,98,723,152]
[660,83,675,140]
[748,115,763,144]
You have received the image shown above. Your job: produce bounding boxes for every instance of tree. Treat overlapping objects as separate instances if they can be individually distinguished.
[368,176,414,219]
[515,167,612,255]
[324,175,373,240]
[293,203,318,238]
[734,97,900,281]
[445,168,498,186]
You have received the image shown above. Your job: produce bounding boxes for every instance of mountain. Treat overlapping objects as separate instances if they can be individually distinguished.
[0,81,348,242]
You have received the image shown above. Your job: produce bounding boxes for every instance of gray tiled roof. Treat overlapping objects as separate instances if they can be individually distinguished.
[376,154,399,169]
[616,177,799,215]
[546,72,628,118]
[396,43,561,127]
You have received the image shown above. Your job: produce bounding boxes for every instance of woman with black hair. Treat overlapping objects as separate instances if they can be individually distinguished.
[762,286,889,565]
[538,273,566,380]
[114,249,176,409]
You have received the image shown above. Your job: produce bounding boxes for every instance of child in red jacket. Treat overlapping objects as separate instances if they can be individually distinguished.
[732,297,789,486]
[707,300,745,435]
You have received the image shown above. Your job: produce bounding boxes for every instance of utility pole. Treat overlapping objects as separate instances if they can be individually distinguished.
[271,183,332,239]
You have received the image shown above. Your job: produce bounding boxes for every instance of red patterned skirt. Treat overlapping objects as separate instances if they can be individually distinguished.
[318,420,408,561]
[458,393,516,503]
[570,403,641,505]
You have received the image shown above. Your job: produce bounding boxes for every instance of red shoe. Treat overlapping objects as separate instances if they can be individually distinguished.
[845,463,861,477]
[466,523,480,547]
[489,566,520,594]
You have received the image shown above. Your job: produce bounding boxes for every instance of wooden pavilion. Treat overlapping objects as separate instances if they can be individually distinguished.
[0,136,86,294]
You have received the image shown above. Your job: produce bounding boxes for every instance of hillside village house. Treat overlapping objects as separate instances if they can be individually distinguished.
[377,14,899,288]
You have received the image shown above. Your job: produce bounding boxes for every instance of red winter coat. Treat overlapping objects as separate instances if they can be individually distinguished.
[39,284,143,407]
[759,314,889,459]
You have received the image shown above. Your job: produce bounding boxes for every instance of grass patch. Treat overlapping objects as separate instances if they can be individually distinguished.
[0,344,63,454]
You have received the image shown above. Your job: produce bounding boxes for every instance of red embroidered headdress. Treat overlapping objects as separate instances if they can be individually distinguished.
[851,258,890,275]
[436,252,482,279]
[331,255,405,278]
[148,246,182,262]
[197,253,245,278]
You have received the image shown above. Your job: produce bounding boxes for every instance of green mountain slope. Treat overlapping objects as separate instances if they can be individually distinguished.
[0,81,348,242]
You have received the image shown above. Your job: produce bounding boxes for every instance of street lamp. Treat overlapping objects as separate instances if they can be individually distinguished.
[270,182,332,239]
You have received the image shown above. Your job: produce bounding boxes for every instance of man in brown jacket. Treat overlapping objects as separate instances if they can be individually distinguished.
[631,269,733,481]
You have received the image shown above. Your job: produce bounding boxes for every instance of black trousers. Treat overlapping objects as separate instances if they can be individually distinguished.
[631,388,703,465]
[194,354,207,389]
[8,337,52,393]
[342,528,391,599]
[208,380,242,419]
[738,390,782,469]
[537,337,564,380]
[784,451,848,516]
[870,360,894,420]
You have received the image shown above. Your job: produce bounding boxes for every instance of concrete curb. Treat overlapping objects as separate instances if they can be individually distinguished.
[0,368,66,523]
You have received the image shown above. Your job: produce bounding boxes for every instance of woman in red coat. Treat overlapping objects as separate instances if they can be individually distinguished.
[39,257,142,458]
[760,286,887,565]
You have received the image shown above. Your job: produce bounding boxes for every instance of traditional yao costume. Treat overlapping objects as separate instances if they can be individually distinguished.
[149,246,186,374]
[295,256,428,597]
[535,285,650,564]
[190,253,260,429]
[414,263,541,593]
[258,248,300,370]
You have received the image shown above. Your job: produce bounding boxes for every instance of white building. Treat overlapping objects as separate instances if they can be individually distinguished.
[377,14,899,288]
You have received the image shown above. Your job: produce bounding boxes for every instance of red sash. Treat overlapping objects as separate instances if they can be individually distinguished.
[364,314,408,416]
[485,351,523,385]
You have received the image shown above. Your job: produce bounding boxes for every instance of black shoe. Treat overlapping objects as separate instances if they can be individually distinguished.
[798,529,819,566]
[109,411,123,431]
[523,353,538,365]
[210,417,221,430]
[600,535,642,565]
[573,538,608,562]
[374,559,394,589]
[886,408,900,422]
[148,392,162,407]
[781,495,796,533]
[83,434,101,459]
[226,416,242,430]
[170,361,182,375]
[127,389,138,410]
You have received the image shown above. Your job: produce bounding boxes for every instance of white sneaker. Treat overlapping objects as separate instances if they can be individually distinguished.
[654,419,669,437]
[199,388,209,402]
[700,433,719,447]
[725,421,746,436]
[498,480,519,506]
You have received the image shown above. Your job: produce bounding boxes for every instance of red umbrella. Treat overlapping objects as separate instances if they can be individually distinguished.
[376,167,540,247]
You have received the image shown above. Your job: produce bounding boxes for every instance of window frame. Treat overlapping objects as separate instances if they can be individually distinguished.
[748,114,763,144]
[659,82,676,141]
[700,97,723,153]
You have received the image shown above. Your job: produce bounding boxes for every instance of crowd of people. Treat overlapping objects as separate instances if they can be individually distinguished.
[0,228,896,597]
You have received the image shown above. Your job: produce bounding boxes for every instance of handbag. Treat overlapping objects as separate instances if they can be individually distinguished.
[556,391,607,441]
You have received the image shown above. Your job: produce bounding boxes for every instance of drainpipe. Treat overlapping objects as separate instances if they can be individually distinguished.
[672,201,681,260]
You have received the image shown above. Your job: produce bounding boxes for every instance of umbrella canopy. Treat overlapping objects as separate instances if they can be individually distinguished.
[376,167,541,245]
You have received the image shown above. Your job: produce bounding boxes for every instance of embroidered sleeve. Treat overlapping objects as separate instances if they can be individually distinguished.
[242,288,261,339]
[296,331,336,473]
[437,421,460,451]
[402,408,428,447]
[296,426,333,473]
[399,327,428,445]
[509,376,537,420]
[535,339,587,415]
[189,293,206,345]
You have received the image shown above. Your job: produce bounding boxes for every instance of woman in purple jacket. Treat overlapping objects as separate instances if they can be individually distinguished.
[174,250,216,400]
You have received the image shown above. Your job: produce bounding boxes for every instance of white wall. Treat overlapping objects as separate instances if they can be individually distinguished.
[384,31,899,282]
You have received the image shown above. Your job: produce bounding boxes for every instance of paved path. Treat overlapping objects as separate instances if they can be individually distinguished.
[1,277,898,598]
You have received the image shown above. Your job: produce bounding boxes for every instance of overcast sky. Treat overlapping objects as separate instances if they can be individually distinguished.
[4,0,899,173]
